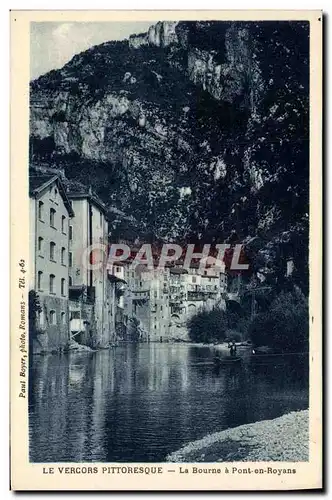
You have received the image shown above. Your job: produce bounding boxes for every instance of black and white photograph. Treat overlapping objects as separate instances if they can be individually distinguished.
[10,10,322,491]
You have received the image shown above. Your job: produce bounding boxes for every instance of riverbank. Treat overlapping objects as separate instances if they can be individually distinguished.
[167,410,309,462]
[189,342,247,350]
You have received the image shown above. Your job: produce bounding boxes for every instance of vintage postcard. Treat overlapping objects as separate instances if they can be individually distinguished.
[10,10,322,491]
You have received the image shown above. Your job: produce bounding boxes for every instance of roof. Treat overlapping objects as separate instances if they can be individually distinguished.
[29,174,55,192]
[67,192,107,215]
[69,285,85,291]
[29,174,75,217]
[108,274,127,284]
[172,260,201,269]
[170,268,188,275]
[189,261,200,269]
[111,261,125,267]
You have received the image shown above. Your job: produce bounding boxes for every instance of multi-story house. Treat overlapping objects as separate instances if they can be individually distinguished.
[107,263,127,342]
[123,264,151,340]
[67,190,111,348]
[168,267,188,339]
[122,264,171,341]
[143,267,170,341]
[169,261,227,339]
[29,174,74,353]
[121,258,227,342]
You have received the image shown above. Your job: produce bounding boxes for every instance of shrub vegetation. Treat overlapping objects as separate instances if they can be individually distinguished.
[187,287,308,352]
[187,307,228,343]
[248,288,309,352]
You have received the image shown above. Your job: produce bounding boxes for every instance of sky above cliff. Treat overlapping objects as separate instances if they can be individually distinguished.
[30,21,153,80]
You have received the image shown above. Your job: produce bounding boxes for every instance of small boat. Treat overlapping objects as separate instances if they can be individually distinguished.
[214,355,242,366]
[251,345,283,355]
[189,361,215,367]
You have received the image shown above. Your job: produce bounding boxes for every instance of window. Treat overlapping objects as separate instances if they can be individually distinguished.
[50,310,56,325]
[61,278,66,296]
[69,252,73,268]
[49,274,55,294]
[116,266,121,273]
[50,208,56,228]
[38,310,44,326]
[38,237,43,253]
[38,201,44,221]
[50,242,56,261]
[69,276,73,286]
[37,271,43,290]
[69,225,73,240]
[61,216,66,233]
[61,312,66,325]
[61,247,66,265]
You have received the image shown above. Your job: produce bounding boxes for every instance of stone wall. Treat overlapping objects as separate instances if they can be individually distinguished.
[32,295,69,354]
[69,299,96,347]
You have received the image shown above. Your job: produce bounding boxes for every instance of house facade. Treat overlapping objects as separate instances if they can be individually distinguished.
[169,262,227,340]
[122,265,171,342]
[121,260,227,342]
[67,192,111,348]
[107,264,127,344]
[29,174,74,354]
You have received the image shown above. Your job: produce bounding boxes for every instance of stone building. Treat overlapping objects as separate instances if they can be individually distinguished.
[123,264,152,341]
[169,261,227,340]
[148,268,171,341]
[29,174,74,353]
[122,264,171,341]
[67,191,111,348]
[107,263,127,343]
[120,258,228,342]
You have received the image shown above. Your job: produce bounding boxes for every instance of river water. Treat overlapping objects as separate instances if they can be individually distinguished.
[29,344,308,462]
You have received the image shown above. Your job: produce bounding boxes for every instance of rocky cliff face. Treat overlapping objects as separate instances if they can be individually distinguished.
[29,20,309,290]
[129,21,179,48]
[129,22,263,113]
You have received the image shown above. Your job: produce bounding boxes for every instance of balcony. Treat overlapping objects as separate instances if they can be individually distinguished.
[187,290,217,302]
[169,294,184,305]
[130,289,150,302]
[70,318,86,333]
[69,285,95,304]
[187,284,218,294]
[108,273,127,285]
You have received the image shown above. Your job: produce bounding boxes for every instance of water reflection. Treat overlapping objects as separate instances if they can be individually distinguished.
[29,345,308,462]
